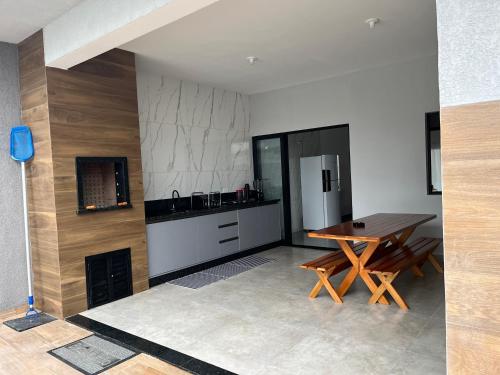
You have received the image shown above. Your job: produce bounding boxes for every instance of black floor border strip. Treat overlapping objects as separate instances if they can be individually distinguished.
[149,241,283,287]
[66,314,236,375]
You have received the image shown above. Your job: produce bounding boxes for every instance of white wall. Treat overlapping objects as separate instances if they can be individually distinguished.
[137,64,252,200]
[250,55,443,239]
[0,42,26,310]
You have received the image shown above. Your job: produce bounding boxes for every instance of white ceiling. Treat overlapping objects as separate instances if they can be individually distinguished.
[123,0,438,94]
[0,0,82,43]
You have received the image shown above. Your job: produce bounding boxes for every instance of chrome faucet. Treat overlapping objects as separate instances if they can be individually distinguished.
[171,190,180,211]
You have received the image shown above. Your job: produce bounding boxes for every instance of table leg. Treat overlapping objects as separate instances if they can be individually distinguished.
[337,240,390,304]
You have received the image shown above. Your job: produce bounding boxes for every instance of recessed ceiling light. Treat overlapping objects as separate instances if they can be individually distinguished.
[246,56,259,65]
[365,18,380,29]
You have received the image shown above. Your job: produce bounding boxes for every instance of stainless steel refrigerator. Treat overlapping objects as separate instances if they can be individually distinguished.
[300,154,341,230]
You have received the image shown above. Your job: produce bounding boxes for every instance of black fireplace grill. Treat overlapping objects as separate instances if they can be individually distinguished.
[76,156,131,214]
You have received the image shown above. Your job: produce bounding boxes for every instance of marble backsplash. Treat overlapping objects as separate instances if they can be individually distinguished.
[137,71,252,200]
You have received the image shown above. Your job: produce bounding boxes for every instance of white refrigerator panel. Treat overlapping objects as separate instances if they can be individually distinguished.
[324,188,341,227]
[322,154,341,227]
[300,156,325,230]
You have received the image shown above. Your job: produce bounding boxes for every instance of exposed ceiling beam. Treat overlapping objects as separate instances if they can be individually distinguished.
[43,0,221,69]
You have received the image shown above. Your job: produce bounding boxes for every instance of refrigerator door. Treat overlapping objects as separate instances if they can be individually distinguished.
[300,156,325,230]
[323,187,341,227]
[321,155,339,185]
[322,154,342,227]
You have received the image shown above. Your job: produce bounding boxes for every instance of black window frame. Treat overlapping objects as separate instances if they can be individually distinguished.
[425,111,442,195]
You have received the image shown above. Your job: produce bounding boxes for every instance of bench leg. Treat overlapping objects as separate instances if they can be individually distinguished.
[427,253,443,273]
[411,265,424,277]
[315,270,343,304]
[372,272,409,311]
[368,273,397,305]
[359,270,390,305]
[309,269,334,299]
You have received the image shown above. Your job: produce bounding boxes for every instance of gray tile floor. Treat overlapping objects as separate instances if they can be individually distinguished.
[81,246,446,375]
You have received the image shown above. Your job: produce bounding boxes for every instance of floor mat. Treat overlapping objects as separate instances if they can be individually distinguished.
[167,255,274,289]
[168,272,224,289]
[3,312,56,332]
[49,334,137,375]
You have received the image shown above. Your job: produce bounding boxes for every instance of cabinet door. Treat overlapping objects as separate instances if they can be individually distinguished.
[256,204,282,245]
[109,250,132,300]
[238,204,281,250]
[86,255,110,307]
[147,218,198,277]
[86,248,132,309]
[196,214,221,263]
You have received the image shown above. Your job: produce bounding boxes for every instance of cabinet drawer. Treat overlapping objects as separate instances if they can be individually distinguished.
[216,210,238,226]
[220,237,239,256]
[218,223,239,241]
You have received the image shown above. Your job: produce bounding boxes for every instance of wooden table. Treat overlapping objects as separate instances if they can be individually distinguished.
[308,213,436,304]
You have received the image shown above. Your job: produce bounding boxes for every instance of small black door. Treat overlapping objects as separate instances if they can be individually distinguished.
[86,248,133,308]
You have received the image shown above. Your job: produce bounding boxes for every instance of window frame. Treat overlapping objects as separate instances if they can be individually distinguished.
[425,111,442,195]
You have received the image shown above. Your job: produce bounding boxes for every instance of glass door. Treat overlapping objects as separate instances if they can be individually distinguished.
[253,135,291,243]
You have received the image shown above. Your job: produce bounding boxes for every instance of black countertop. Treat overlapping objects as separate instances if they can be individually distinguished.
[146,199,280,224]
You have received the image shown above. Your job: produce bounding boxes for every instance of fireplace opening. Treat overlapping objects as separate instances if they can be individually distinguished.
[76,157,131,214]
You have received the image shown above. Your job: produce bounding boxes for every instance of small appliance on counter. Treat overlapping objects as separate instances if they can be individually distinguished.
[243,184,250,201]
[208,191,221,208]
[191,192,208,210]
[236,189,244,203]
[253,179,264,201]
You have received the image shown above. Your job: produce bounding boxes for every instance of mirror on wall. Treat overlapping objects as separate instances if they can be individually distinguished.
[426,111,441,195]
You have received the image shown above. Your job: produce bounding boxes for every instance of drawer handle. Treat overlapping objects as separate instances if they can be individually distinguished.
[219,236,239,244]
[218,222,238,229]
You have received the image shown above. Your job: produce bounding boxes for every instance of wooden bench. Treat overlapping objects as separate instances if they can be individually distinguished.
[300,242,367,303]
[364,237,443,310]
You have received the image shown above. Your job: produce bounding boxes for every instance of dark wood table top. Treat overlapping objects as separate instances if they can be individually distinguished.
[308,213,436,242]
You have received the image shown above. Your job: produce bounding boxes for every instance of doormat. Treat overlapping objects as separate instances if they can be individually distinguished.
[48,334,138,375]
[168,255,275,289]
[3,312,56,332]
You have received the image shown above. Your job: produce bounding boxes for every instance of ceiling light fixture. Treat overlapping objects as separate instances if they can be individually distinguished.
[246,56,259,65]
[365,18,380,29]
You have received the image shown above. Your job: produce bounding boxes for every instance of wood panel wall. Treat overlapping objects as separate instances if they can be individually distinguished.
[441,100,500,374]
[18,32,148,318]
[18,31,63,316]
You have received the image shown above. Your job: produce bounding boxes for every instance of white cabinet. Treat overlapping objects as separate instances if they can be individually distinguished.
[147,217,198,277]
[217,211,239,256]
[196,214,221,263]
[238,203,281,251]
[146,204,281,277]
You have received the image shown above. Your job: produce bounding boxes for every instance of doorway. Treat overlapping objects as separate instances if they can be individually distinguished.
[252,124,352,250]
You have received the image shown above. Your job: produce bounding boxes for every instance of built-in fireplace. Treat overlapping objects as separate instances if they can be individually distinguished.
[76,157,131,214]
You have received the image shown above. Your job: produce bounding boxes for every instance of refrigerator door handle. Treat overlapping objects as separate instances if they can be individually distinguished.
[326,170,332,191]
[336,155,341,191]
[322,170,327,192]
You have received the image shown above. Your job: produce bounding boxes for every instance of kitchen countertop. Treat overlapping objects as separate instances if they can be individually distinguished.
[146,199,280,224]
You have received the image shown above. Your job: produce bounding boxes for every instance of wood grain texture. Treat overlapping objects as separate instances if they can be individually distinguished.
[18,31,148,318]
[308,213,436,242]
[0,310,188,374]
[441,100,500,374]
[47,49,148,317]
[18,30,63,318]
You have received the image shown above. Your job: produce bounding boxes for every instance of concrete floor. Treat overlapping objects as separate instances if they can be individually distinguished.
[82,246,446,375]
